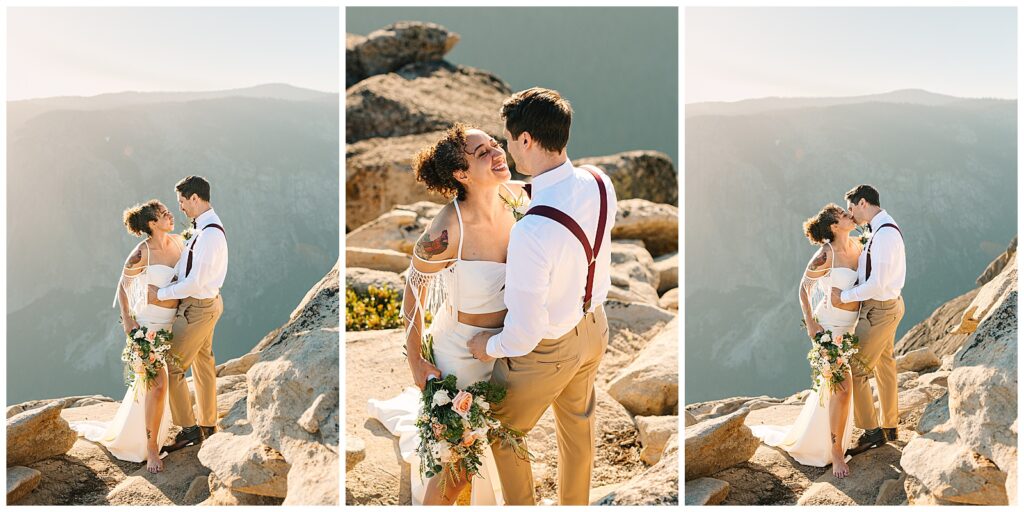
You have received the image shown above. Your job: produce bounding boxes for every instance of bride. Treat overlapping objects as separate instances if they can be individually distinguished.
[70,200,182,473]
[367,123,527,505]
[750,204,863,478]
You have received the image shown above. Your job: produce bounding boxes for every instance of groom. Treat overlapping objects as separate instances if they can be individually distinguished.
[831,184,906,456]
[468,87,617,505]
[148,175,229,453]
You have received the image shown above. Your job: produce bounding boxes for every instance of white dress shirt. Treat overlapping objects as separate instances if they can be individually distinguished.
[158,208,228,301]
[841,210,905,303]
[486,159,617,359]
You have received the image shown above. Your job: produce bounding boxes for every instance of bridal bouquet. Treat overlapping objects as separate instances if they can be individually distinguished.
[807,329,860,405]
[415,334,530,490]
[121,326,175,388]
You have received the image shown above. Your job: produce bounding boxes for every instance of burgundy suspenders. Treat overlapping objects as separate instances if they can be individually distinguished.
[523,166,609,313]
[864,223,902,282]
[185,224,226,278]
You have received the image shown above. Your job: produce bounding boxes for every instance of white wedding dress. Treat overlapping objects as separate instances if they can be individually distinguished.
[70,243,176,463]
[750,244,859,467]
[367,198,509,505]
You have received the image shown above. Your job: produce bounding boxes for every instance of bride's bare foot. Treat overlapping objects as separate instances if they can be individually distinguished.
[831,449,850,478]
[146,447,164,474]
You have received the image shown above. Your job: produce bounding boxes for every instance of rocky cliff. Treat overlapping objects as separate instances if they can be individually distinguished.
[683,240,1017,506]
[344,21,678,232]
[6,263,340,506]
[344,22,679,505]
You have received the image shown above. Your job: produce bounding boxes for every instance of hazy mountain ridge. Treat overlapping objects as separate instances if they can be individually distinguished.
[8,83,335,132]
[7,89,339,402]
[686,89,1014,118]
[685,95,1016,402]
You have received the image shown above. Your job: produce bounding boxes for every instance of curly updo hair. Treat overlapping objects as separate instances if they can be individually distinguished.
[803,203,844,245]
[123,199,164,237]
[413,123,472,201]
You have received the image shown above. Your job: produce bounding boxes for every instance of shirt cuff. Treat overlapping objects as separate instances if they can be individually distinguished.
[157,287,173,302]
[840,289,855,304]
[485,333,503,359]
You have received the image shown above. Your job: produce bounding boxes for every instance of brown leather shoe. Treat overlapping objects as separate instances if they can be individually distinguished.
[161,425,204,454]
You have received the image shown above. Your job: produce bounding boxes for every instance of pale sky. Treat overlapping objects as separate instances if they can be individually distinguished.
[687,7,1017,103]
[7,7,339,100]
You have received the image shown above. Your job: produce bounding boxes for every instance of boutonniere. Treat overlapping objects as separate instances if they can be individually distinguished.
[500,190,528,222]
[180,227,195,241]
[855,227,871,246]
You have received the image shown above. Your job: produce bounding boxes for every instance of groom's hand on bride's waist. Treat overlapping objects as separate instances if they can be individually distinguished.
[147,284,160,304]
[467,331,496,362]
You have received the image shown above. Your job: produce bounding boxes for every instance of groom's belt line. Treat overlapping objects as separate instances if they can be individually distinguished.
[863,297,900,307]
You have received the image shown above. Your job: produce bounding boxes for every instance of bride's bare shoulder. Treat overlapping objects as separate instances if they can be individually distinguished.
[124,241,149,270]
[805,245,832,275]
[413,203,459,265]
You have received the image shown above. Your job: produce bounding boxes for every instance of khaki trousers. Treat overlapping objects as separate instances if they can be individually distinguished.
[168,295,222,428]
[851,296,904,430]
[489,305,609,506]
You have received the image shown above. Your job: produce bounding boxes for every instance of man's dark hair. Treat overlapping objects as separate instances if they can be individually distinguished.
[175,175,211,202]
[845,184,880,207]
[500,87,573,153]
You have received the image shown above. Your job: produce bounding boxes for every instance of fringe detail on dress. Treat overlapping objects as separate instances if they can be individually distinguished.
[404,261,458,341]
[115,271,147,311]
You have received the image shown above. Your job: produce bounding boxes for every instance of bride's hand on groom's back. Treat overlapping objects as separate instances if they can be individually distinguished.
[409,357,442,391]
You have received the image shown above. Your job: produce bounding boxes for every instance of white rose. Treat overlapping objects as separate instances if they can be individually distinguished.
[432,389,451,407]
[474,395,491,410]
[437,441,454,463]
[429,440,444,461]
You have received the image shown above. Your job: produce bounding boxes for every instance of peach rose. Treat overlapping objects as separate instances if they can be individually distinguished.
[431,422,446,440]
[145,330,157,342]
[461,431,476,446]
[452,390,474,419]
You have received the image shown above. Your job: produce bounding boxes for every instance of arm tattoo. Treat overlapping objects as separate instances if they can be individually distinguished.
[146,428,152,440]
[831,432,837,445]
[415,230,449,259]
[126,248,143,268]
[809,249,827,270]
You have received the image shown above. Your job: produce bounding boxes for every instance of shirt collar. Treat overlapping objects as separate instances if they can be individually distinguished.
[528,158,573,194]
[195,208,217,229]
[869,209,891,231]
